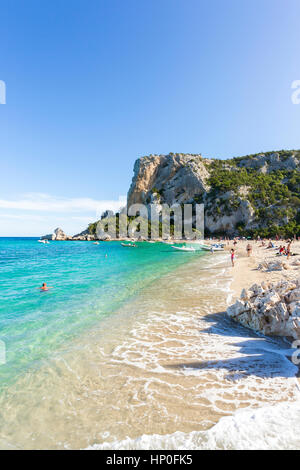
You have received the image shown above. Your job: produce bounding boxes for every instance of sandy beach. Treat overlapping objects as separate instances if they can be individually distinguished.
[222,239,300,301]
[0,238,300,449]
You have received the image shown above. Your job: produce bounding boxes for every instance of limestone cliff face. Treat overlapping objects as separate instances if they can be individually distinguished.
[127,154,210,207]
[205,198,255,234]
[127,151,300,236]
[235,152,300,173]
[45,150,300,240]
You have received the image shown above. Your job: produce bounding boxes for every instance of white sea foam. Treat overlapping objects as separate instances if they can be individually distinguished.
[84,253,300,450]
[86,400,300,450]
[1,250,299,450]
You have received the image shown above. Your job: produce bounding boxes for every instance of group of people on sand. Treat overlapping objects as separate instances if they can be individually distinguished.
[230,240,252,264]
[259,239,274,248]
[258,239,293,259]
[277,241,292,259]
[230,243,252,266]
[229,237,296,267]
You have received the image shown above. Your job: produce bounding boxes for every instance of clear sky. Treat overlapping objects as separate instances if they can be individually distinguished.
[1,0,300,236]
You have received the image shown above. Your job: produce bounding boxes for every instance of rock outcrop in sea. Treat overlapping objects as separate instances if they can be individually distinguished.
[227,279,300,340]
[42,227,68,241]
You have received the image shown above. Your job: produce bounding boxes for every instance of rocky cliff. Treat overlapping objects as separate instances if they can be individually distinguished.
[127,150,300,237]
[43,149,300,240]
[127,154,210,207]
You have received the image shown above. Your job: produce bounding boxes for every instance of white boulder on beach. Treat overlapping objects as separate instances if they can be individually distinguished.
[227,279,300,340]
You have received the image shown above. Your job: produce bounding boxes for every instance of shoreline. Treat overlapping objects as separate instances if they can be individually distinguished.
[224,239,300,300]
[1,238,300,449]
[225,239,300,376]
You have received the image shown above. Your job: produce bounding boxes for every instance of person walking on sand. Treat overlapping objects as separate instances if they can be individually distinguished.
[246,243,252,257]
[230,248,235,267]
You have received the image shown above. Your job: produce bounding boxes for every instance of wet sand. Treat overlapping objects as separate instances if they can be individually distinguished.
[0,251,298,449]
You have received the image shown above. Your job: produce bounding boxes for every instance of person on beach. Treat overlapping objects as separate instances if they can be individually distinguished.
[230,249,235,267]
[39,283,52,292]
[246,243,252,257]
[286,241,292,260]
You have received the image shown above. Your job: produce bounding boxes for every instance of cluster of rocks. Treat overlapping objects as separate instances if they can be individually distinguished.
[72,234,97,241]
[42,228,69,241]
[236,152,299,173]
[42,227,99,241]
[257,259,290,271]
[227,279,300,340]
[72,229,98,241]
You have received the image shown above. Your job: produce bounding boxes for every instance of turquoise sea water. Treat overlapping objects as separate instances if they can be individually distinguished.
[0,238,203,390]
[1,238,299,450]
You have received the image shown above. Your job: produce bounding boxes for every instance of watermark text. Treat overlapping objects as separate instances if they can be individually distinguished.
[291,80,300,104]
[0,80,6,104]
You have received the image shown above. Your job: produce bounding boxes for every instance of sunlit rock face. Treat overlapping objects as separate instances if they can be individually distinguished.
[127,154,209,207]
[127,151,300,236]
[227,279,300,340]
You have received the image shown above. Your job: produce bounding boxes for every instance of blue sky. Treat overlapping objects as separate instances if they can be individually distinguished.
[1,0,300,236]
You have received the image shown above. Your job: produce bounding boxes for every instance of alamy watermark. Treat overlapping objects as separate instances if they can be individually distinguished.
[0,340,6,366]
[95,203,204,240]
[291,340,300,365]
[0,80,6,104]
[291,80,300,104]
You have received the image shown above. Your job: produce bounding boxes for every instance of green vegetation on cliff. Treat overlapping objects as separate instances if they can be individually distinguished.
[205,151,300,237]
[89,150,300,239]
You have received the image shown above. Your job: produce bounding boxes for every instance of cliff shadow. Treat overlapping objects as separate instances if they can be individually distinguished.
[166,311,297,380]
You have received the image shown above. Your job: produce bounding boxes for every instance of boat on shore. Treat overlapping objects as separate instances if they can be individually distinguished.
[198,243,224,252]
[172,246,196,252]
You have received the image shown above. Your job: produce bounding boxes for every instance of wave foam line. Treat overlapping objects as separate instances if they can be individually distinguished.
[86,400,300,450]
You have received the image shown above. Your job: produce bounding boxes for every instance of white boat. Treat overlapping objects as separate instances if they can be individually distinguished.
[121,243,136,248]
[198,244,224,252]
[38,240,49,244]
[197,243,211,250]
[172,246,195,252]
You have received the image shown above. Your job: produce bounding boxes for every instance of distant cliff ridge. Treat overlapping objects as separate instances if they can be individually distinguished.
[43,150,300,240]
[127,150,300,237]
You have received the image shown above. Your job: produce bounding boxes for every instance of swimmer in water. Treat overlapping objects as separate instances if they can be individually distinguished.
[39,282,52,292]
